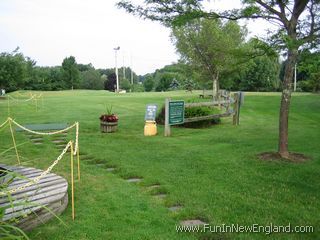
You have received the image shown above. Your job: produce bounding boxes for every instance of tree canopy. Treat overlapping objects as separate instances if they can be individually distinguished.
[117,0,320,158]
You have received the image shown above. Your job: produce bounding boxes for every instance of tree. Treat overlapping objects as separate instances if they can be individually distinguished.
[105,73,117,91]
[120,78,131,91]
[184,79,196,92]
[62,56,80,90]
[143,75,155,91]
[155,73,173,91]
[117,0,320,159]
[239,55,280,91]
[80,69,104,90]
[297,50,320,92]
[171,18,246,97]
[0,49,28,91]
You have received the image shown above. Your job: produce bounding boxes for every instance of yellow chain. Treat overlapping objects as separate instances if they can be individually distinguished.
[10,118,77,136]
[0,141,72,196]
[73,122,79,155]
[1,117,79,160]
[0,118,9,129]
[8,95,36,102]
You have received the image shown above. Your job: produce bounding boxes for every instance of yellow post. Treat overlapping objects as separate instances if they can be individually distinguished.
[7,97,10,116]
[9,119,20,165]
[77,145,80,181]
[35,98,38,112]
[70,141,75,220]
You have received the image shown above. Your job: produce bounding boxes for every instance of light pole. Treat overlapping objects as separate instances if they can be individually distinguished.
[114,46,120,92]
[294,63,297,92]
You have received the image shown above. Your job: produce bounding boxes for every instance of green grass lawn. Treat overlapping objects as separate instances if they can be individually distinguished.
[0,90,319,240]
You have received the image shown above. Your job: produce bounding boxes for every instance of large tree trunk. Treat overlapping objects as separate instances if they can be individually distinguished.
[278,49,298,158]
[212,71,219,100]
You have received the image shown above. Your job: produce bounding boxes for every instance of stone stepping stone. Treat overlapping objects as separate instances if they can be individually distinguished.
[126,178,142,183]
[147,184,160,190]
[153,193,167,199]
[33,142,43,145]
[180,219,207,226]
[168,205,182,212]
[96,163,106,167]
[52,139,66,144]
[30,137,43,141]
[106,167,115,172]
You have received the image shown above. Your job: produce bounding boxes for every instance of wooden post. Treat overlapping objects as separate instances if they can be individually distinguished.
[226,94,230,112]
[233,92,240,125]
[164,98,171,137]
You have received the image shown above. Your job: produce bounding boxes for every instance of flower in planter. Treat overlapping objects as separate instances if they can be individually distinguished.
[99,114,118,122]
[99,105,119,122]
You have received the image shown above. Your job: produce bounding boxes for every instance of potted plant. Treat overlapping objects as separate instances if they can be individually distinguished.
[100,105,119,133]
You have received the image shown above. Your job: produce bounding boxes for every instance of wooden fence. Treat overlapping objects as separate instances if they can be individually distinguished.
[164,91,242,136]
[184,91,241,125]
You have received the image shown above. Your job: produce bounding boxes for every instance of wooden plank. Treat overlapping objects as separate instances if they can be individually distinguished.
[10,171,55,181]
[16,193,68,231]
[0,165,69,231]
[185,99,234,108]
[2,190,67,215]
[5,178,66,196]
[8,174,61,188]
[3,192,66,221]
[184,111,234,123]
[0,181,67,204]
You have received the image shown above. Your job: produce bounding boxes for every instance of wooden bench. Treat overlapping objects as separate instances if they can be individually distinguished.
[0,164,68,231]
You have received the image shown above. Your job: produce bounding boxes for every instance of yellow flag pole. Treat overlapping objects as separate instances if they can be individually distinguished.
[70,141,75,220]
[9,118,20,165]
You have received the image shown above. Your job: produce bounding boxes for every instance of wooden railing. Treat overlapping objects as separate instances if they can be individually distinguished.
[185,90,241,125]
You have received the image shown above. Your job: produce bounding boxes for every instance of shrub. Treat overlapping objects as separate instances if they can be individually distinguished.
[155,104,220,128]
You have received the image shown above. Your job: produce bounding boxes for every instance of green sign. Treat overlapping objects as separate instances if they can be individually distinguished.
[169,100,184,125]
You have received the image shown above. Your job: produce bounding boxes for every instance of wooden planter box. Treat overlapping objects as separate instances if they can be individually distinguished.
[100,121,118,133]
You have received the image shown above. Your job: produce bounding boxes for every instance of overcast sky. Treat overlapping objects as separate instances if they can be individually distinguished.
[0,0,272,75]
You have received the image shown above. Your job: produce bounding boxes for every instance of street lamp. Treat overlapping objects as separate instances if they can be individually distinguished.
[294,63,297,92]
[114,46,120,92]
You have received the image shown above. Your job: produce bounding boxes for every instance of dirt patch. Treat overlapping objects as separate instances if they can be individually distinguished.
[258,152,310,163]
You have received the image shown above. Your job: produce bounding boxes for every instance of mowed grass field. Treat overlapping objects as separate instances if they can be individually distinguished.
[0,90,319,240]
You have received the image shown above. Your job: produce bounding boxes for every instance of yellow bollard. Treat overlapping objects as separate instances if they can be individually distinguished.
[144,121,157,136]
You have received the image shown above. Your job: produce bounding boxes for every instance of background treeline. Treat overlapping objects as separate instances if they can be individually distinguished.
[0,48,141,92]
[141,19,319,93]
[0,41,319,93]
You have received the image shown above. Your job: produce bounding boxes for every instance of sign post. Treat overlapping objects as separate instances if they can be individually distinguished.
[164,98,171,136]
[165,99,185,136]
